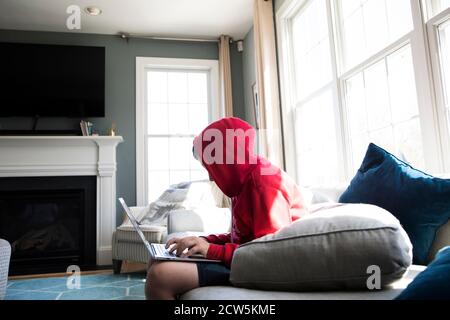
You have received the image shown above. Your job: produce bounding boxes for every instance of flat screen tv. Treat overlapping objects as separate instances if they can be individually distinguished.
[0,42,105,117]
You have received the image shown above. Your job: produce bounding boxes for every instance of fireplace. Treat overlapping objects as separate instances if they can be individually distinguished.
[0,176,96,275]
[0,136,123,269]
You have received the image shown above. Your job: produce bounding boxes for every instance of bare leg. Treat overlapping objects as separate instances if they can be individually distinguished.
[145,261,199,300]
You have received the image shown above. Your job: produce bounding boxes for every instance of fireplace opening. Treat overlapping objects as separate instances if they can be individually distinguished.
[0,176,96,276]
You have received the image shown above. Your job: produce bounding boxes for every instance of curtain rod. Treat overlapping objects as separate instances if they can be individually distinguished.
[118,33,235,43]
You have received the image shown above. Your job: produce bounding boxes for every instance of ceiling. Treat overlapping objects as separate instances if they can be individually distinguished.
[0,0,254,40]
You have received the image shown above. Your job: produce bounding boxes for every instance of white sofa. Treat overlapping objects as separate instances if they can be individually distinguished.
[166,186,450,300]
[0,239,11,300]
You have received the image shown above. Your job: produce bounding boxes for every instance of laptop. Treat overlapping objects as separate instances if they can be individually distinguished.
[118,198,221,263]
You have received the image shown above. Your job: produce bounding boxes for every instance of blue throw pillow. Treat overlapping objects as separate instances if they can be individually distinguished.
[395,246,450,300]
[339,143,450,265]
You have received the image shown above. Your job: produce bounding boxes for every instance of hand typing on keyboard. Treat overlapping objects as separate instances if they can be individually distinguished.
[165,236,210,258]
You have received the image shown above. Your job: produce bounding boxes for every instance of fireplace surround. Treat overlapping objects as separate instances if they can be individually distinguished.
[0,136,123,274]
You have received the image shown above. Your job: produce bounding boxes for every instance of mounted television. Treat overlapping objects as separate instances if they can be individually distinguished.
[0,42,105,117]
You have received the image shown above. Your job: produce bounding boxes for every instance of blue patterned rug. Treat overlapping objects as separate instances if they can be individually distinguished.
[5,272,146,300]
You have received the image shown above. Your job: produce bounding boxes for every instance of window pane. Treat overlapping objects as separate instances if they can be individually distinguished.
[339,0,413,70]
[188,73,208,104]
[148,103,168,134]
[423,0,450,21]
[295,90,339,186]
[147,137,169,170]
[145,69,211,203]
[342,8,365,68]
[168,103,189,134]
[349,133,369,172]
[386,0,415,41]
[363,0,389,56]
[168,72,188,103]
[169,137,192,170]
[369,126,395,153]
[292,0,332,100]
[169,170,191,186]
[190,170,209,182]
[387,46,419,122]
[364,60,391,131]
[345,73,367,134]
[438,20,450,115]
[189,103,209,135]
[394,118,425,168]
[147,71,167,103]
[345,45,424,171]
[148,171,170,202]
[148,71,209,135]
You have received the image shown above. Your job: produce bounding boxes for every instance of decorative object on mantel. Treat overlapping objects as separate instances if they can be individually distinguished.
[80,120,94,136]
[108,122,117,137]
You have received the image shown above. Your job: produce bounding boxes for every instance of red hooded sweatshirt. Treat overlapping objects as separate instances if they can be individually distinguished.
[193,117,307,268]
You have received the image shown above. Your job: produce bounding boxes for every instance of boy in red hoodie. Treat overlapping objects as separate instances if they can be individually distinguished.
[146,117,307,300]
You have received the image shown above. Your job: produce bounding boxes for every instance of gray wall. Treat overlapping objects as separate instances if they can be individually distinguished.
[230,43,245,120]
[242,27,257,127]
[0,29,245,224]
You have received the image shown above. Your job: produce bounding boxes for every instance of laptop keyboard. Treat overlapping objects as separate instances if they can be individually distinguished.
[154,244,177,257]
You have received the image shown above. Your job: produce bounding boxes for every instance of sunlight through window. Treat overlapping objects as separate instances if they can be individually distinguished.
[146,70,209,201]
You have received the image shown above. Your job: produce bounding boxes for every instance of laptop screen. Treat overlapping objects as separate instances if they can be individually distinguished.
[118,198,152,251]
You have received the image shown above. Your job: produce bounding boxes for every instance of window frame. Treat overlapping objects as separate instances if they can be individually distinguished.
[277,0,447,186]
[135,57,220,206]
[426,6,450,172]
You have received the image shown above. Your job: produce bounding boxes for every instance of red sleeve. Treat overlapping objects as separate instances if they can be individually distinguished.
[202,233,235,267]
[205,243,238,268]
[200,226,234,266]
[202,233,231,245]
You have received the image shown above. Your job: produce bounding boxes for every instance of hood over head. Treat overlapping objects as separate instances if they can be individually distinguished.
[193,117,259,197]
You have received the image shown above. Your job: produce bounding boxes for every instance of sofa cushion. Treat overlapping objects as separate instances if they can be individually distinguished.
[115,225,166,244]
[339,143,450,265]
[230,204,412,291]
[395,246,450,300]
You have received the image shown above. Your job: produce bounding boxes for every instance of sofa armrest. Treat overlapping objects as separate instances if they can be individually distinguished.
[167,208,231,235]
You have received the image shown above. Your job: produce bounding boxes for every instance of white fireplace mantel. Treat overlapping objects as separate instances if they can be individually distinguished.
[0,136,123,266]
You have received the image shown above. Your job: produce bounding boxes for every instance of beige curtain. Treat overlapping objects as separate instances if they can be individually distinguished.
[219,35,234,117]
[254,0,284,169]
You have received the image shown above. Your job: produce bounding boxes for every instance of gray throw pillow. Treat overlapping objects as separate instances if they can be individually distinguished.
[230,204,412,291]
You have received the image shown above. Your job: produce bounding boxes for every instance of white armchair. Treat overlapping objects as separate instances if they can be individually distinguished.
[0,239,11,300]
[112,180,231,273]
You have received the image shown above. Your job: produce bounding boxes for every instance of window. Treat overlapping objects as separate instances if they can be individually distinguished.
[136,58,220,205]
[345,45,424,171]
[292,0,332,100]
[277,0,450,186]
[423,0,450,20]
[427,3,450,170]
[338,0,413,71]
[439,21,450,112]
[290,0,339,186]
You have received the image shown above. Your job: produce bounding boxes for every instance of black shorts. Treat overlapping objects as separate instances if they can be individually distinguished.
[196,262,231,287]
